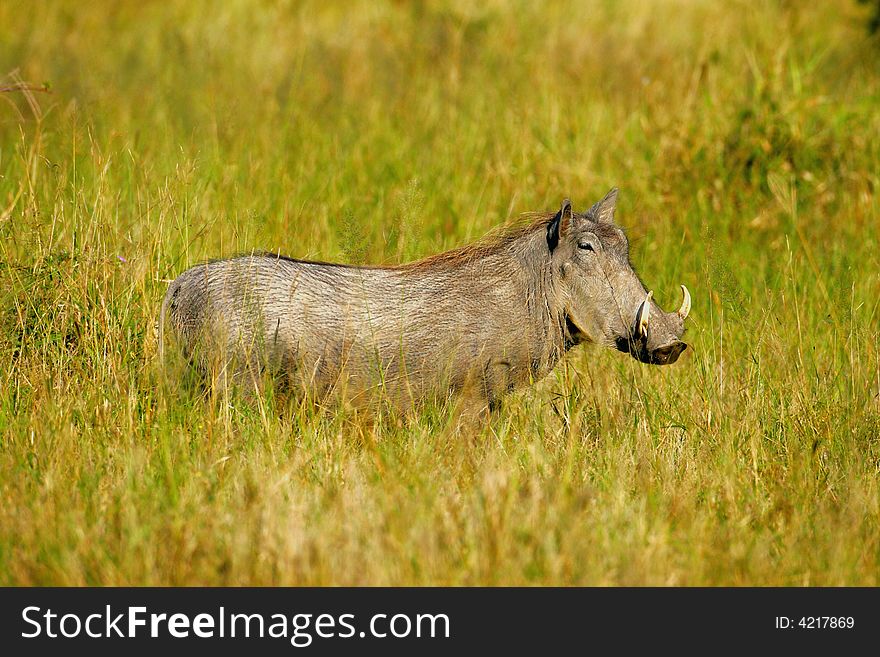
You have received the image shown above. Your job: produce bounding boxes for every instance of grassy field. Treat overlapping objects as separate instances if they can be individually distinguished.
[1,0,878,586]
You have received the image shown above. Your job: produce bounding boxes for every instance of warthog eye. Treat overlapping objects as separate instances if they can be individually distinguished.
[577,241,594,252]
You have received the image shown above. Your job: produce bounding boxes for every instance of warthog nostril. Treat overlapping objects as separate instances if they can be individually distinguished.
[651,342,687,365]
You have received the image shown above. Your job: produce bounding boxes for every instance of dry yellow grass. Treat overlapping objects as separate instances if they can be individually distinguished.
[0,0,878,585]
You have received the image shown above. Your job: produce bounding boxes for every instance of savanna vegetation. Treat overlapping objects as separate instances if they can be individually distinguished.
[1,0,878,585]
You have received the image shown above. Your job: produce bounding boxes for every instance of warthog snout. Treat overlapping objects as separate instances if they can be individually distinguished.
[617,286,690,365]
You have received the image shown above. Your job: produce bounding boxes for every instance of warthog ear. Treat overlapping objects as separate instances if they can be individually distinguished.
[547,198,573,252]
[588,187,619,223]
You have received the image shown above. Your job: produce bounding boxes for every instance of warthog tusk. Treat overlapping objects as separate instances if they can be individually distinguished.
[637,290,653,338]
[678,284,691,320]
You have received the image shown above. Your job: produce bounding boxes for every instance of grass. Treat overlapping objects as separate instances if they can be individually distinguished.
[0,0,878,586]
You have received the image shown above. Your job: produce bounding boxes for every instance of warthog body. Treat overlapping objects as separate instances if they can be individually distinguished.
[159,189,690,409]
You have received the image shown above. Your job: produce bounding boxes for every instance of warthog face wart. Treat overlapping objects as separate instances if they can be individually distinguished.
[159,187,690,410]
[547,189,690,365]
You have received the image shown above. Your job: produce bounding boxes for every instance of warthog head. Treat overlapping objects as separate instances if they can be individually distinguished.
[547,189,690,365]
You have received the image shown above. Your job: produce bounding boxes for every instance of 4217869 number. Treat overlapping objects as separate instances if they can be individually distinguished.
[775,617,854,629]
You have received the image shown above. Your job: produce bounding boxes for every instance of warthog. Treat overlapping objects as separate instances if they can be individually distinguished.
[158,188,690,409]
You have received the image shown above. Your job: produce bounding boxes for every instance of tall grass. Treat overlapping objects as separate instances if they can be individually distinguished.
[0,0,878,585]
